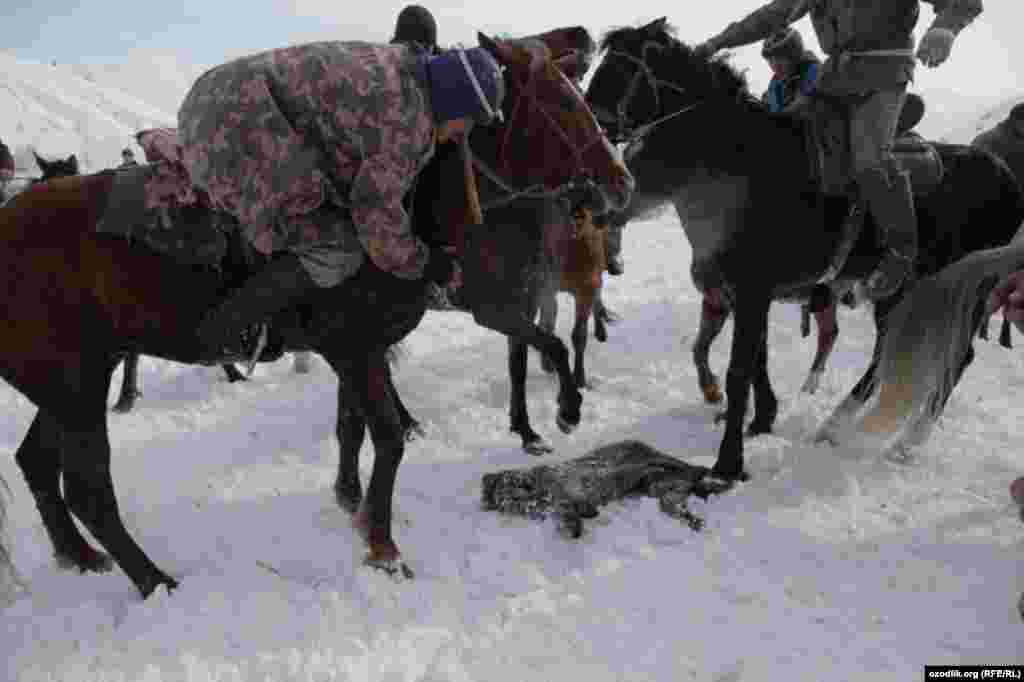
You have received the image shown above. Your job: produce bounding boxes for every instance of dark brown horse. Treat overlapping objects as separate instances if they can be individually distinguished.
[0,31,633,598]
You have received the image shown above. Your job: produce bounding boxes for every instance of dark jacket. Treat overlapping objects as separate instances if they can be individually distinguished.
[711,0,983,95]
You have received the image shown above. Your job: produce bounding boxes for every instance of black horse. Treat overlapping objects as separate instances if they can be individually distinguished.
[585,18,1024,479]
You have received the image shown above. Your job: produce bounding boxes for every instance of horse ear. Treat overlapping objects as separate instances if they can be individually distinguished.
[478,32,501,58]
[68,154,77,165]
[33,151,49,172]
[641,16,668,33]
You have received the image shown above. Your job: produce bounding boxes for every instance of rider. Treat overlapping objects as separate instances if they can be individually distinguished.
[118,147,139,168]
[391,4,440,54]
[696,0,982,299]
[760,27,819,113]
[0,137,14,204]
[178,41,504,359]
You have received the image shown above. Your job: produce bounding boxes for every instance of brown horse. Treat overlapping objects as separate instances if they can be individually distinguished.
[538,207,616,390]
[0,31,633,598]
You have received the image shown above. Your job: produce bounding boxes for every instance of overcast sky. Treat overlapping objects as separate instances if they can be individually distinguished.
[5,1,1022,116]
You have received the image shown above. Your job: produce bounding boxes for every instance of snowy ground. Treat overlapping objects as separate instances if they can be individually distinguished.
[1,212,1021,681]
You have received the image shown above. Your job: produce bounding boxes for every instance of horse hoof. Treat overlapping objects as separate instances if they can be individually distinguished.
[702,384,723,404]
[595,328,608,343]
[556,414,576,434]
[110,402,134,414]
[713,410,727,425]
[56,546,114,574]
[708,466,749,484]
[403,421,426,442]
[523,438,553,456]
[363,555,414,580]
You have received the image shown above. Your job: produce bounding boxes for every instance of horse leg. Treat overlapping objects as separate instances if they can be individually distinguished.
[331,349,411,576]
[57,358,177,597]
[746,326,778,436]
[221,364,247,382]
[802,300,839,395]
[593,291,612,343]
[471,303,581,434]
[293,351,313,374]
[537,288,558,374]
[571,287,596,389]
[695,290,730,405]
[111,353,142,413]
[508,333,551,454]
[815,302,893,444]
[712,289,768,481]
[333,376,367,513]
[15,411,113,573]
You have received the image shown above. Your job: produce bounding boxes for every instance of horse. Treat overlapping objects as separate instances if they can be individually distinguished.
[0,31,633,598]
[584,18,1024,479]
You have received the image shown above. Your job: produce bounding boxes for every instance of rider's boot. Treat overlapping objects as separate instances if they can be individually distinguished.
[196,253,317,362]
[859,166,917,300]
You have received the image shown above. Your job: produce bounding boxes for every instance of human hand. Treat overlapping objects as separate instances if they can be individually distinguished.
[916,28,954,68]
[692,40,719,61]
[986,271,1024,325]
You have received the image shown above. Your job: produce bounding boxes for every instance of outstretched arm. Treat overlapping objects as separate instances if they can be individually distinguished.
[918,0,983,67]
[704,0,809,53]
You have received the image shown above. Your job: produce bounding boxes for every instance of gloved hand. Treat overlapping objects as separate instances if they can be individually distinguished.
[986,271,1024,325]
[916,27,955,68]
[423,246,460,288]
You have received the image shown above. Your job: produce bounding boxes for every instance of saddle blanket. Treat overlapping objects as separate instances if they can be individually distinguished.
[95,128,230,268]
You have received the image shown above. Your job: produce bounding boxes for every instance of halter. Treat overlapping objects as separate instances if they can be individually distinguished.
[598,41,701,145]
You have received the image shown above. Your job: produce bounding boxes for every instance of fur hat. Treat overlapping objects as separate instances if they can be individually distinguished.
[426,47,505,125]
[761,28,804,61]
[392,5,438,50]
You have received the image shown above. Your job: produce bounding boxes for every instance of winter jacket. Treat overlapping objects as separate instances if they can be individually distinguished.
[178,41,435,280]
[710,0,982,95]
[762,54,820,112]
[972,118,1024,192]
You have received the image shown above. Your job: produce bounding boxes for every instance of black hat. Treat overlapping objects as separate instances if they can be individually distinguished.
[761,28,804,61]
[392,5,438,49]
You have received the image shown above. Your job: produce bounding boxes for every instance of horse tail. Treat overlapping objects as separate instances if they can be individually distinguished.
[870,225,1024,431]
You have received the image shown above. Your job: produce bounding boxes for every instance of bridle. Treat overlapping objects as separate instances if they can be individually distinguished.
[596,40,702,145]
[475,53,612,210]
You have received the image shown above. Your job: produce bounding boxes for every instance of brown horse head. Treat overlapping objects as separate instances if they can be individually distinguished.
[474,31,634,216]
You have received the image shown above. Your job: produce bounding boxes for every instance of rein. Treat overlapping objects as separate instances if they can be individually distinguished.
[600,43,704,145]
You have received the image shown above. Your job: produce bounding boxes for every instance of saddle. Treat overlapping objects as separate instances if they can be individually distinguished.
[804,95,944,198]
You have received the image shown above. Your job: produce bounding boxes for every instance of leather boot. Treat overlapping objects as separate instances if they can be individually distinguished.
[196,253,317,361]
[859,167,917,299]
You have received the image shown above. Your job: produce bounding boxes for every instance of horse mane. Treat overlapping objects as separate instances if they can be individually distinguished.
[599,21,753,105]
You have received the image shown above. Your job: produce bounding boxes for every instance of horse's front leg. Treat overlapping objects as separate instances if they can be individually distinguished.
[712,290,768,481]
[571,286,597,389]
[471,302,581,434]
[695,290,730,405]
[747,320,777,436]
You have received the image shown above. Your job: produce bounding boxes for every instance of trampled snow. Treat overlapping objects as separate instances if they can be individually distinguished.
[0,51,1021,682]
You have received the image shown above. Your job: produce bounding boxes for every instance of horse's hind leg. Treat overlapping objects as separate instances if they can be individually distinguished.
[538,288,558,374]
[802,290,838,394]
[694,290,730,404]
[15,411,112,573]
[111,354,142,413]
[334,376,367,513]
[746,324,778,436]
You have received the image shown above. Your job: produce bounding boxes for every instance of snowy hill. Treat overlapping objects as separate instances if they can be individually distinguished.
[0,51,189,175]
[0,51,1022,681]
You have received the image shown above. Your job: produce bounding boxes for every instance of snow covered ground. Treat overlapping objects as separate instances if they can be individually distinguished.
[1,210,1022,680]
[0,49,1021,682]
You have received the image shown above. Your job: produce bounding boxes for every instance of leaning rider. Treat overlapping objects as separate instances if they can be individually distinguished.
[178,41,505,360]
[696,0,982,299]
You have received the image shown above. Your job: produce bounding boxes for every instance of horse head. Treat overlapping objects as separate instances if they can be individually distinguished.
[587,18,751,144]
[471,31,634,216]
[33,151,80,181]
